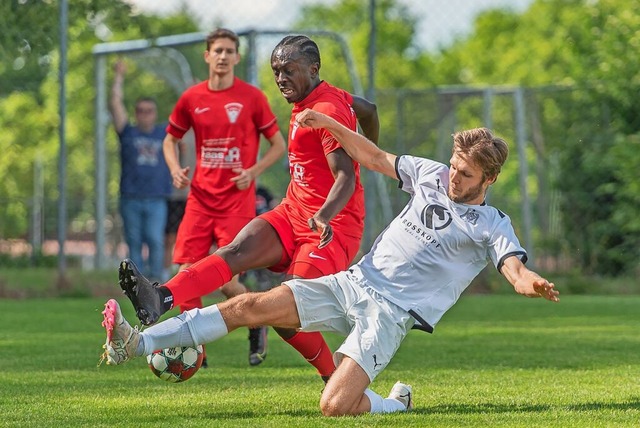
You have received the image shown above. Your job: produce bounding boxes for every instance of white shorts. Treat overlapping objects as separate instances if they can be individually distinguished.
[284,270,414,381]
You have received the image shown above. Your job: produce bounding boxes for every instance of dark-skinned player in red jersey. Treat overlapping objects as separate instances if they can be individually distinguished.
[114,34,379,384]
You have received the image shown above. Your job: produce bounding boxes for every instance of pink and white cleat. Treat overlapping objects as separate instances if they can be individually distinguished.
[100,299,140,365]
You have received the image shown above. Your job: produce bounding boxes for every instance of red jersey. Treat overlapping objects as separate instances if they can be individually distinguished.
[284,81,365,239]
[166,78,280,216]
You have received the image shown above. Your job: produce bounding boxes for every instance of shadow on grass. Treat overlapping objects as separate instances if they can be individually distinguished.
[413,402,551,415]
[565,398,640,411]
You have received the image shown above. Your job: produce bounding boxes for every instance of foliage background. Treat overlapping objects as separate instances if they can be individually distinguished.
[0,0,639,281]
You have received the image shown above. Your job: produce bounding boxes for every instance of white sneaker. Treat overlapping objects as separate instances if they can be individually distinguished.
[100,299,140,365]
[387,381,413,410]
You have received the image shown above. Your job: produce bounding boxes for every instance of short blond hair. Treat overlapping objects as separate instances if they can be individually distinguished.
[452,127,509,180]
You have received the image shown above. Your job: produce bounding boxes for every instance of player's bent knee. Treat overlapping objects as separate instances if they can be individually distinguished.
[319,395,356,417]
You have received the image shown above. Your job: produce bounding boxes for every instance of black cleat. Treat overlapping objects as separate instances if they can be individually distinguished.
[118,258,165,326]
[248,326,268,366]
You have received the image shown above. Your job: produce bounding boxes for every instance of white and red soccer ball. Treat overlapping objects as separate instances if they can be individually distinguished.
[146,345,204,382]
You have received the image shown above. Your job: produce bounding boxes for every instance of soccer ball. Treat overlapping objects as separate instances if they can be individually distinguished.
[146,345,204,383]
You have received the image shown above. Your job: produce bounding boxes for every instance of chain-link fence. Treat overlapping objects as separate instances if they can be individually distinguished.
[373,83,631,277]
[3,0,617,275]
[2,81,601,275]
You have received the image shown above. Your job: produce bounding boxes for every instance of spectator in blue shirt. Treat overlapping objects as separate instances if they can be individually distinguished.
[109,60,172,281]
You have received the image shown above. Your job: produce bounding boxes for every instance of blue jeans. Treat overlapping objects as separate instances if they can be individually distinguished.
[119,197,167,281]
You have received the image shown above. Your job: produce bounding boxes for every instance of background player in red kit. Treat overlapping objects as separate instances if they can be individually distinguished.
[119,34,379,382]
[161,28,286,366]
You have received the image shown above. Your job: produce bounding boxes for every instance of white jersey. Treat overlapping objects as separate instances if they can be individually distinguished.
[351,155,527,330]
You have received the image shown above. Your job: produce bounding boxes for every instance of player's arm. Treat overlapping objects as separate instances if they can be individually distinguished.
[310,147,356,248]
[500,256,560,302]
[295,108,397,180]
[232,131,286,190]
[351,95,379,146]
[108,60,128,134]
[163,133,190,189]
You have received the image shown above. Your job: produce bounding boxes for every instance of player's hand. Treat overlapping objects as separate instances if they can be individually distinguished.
[230,168,254,190]
[533,279,559,302]
[308,216,333,249]
[172,166,190,189]
[295,108,329,130]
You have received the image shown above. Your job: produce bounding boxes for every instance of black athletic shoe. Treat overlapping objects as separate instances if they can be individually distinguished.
[118,258,166,326]
[248,326,268,366]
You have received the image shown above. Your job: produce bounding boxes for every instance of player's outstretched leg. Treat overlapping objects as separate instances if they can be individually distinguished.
[248,326,268,366]
[387,381,413,410]
[119,258,166,326]
[101,299,140,365]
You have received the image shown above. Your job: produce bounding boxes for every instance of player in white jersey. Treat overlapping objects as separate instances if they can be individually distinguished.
[353,152,528,331]
[100,108,559,417]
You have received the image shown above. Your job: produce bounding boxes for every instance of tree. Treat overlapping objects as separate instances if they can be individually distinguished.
[428,0,640,275]
[295,0,434,89]
[0,0,200,241]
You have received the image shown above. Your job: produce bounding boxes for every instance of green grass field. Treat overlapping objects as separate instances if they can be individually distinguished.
[0,294,638,427]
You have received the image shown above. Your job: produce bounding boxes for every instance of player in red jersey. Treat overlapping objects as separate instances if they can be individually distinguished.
[118,34,379,383]
[161,28,286,366]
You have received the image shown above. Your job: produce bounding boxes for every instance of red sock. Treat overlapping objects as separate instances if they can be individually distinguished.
[285,331,335,377]
[164,254,232,307]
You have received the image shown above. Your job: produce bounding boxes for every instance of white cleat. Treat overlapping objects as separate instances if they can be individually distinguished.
[100,299,140,365]
[387,381,413,410]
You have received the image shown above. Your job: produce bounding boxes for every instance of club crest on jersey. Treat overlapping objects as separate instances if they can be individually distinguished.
[225,102,243,123]
[461,208,479,225]
[422,204,452,230]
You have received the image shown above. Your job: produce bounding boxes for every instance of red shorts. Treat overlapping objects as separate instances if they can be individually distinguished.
[260,203,361,277]
[173,201,252,265]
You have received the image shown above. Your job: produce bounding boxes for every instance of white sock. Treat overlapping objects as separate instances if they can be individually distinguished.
[138,305,228,356]
[364,388,407,414]
[185,305,229,345]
